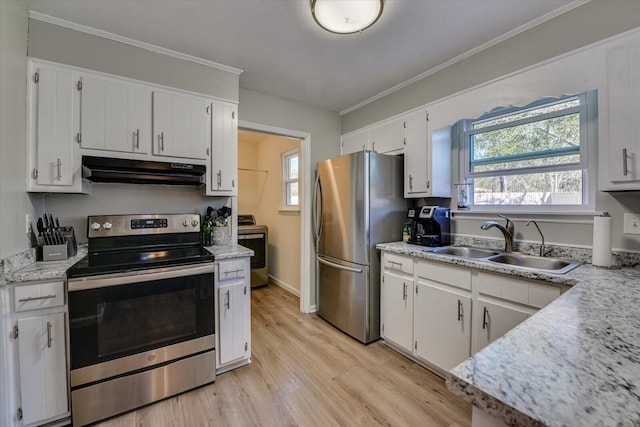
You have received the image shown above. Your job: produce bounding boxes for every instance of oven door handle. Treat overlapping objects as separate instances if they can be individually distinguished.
[68,263,214,291]
[237,234,264,240]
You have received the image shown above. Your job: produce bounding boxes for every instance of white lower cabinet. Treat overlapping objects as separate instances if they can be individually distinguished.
[3,280,69,427]
[17,313,68,425]
[215,258,251,372]
[380,253,414,351]
[379,250,566,375]
[414,282,472,371]
[474,298,533,353]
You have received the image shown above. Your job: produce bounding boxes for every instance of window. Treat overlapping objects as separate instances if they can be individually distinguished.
[458,90,597,211]
[281,149,299,210]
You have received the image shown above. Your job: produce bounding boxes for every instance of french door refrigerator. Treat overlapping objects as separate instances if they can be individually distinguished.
[314,151,408,343]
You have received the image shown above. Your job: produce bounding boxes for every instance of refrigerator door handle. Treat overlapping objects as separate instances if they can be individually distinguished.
[313,173,323,245]
[317,257,363,274]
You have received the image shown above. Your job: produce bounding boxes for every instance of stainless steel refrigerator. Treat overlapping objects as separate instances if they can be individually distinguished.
[314,151,408,343]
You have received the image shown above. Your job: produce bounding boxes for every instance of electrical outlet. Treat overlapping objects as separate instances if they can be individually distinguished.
[623,213,640,235]
[25,213,33,234]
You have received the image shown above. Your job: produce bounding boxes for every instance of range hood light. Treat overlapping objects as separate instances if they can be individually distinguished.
[311,0,383,35]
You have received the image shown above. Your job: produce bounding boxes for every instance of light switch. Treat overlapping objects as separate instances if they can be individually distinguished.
[623,213,640,235]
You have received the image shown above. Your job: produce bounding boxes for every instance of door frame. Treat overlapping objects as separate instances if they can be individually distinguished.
[238,120,313,314]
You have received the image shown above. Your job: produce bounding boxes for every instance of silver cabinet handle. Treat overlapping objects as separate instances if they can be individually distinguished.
[482,307,489,330]
[409,174,413,191]
[225,290,230,310]
[135,128,140,149]
[623,148,629,176]
[457,299,463,321]
[427,180,431,189]
[159,132,164,151]
[402,283,407,301]
[18,294,57,303]
[388,260,403,267]
[223,269,243,275]
[217,170,222,188]
[46,321,52,348]
[56,158,62,181]
[372,141,376,151]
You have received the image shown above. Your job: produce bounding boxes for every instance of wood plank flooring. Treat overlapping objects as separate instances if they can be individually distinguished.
[97,285,471,427]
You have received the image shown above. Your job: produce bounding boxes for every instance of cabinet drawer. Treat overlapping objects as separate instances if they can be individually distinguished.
[217,260,246,281]
[529,282,561,308]
[415,260,471,291]
[476,272,561,308]
[14,281,65,312]
[382,253,413,275]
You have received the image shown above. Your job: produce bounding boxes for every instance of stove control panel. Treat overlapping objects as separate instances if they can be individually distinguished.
[88,214,202,237]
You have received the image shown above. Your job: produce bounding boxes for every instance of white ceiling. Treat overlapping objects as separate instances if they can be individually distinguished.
[23,0,581,113]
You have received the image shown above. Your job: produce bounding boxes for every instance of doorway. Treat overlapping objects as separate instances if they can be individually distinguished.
[237,121,312,313]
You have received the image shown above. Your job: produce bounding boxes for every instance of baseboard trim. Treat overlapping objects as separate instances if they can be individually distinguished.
[268,275,300,297]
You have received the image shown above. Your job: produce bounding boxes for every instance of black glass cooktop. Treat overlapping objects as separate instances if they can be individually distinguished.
[67,246,214,278]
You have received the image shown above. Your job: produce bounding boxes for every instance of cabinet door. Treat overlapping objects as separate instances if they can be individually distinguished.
[414,282,471,371]
[381,272,413,351]
[341,130,370,155]
[218,281,250,366]
[606,43,640,185]
[475,299,532,353]
[404,109,430,196]
[18,313,68,425]
[33,66,75,186]
[370,119,405,153]
[80,75,151,154]
[210,101,238,194]
[153,91,209,160]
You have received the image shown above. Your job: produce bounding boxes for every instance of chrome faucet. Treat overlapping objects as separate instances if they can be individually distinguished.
[481,214,514,252]
[526,220,549,257]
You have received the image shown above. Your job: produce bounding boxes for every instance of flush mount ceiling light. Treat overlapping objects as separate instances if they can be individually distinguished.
[311,0,384,34]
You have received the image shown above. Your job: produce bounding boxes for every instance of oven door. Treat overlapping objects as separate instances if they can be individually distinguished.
[68,264,214,382]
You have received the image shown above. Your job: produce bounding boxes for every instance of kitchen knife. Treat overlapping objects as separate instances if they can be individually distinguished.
[41,215,51,245]
[36,218,46,245]
[49,214,61,244]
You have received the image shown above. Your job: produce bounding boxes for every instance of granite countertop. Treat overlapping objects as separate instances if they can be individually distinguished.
[205,244,254,259]
[378,241,640,426]
[1,244,253,286]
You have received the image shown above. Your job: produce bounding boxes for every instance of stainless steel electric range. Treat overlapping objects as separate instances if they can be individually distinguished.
[66,213,215,426]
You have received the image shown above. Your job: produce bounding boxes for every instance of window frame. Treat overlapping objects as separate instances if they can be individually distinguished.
[280,148,300,211]
[456,90,598,214]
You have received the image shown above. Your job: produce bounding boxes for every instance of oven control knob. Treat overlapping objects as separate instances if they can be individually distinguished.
[191,219,199,227]
[182,219,190,227]
[103,221,113,230]
[90,222,101,231]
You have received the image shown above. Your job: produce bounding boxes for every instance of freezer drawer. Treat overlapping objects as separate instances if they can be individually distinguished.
[317,255,378,343]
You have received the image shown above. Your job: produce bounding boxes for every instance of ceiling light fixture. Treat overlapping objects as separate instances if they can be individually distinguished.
[311,0,384,35]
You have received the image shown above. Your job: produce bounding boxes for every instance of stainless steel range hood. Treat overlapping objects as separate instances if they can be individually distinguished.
[82,156,206,186]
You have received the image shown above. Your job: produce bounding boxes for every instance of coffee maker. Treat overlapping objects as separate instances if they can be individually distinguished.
[407,206,450,247]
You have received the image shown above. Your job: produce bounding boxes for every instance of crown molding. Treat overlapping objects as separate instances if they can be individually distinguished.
[27,10,243,75]
[340,0,591,115]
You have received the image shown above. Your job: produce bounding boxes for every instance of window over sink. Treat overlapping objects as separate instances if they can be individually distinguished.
[455,90,597,212]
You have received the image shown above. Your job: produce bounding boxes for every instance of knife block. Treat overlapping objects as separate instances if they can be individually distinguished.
[42,244,69,261]
[38,226,77,261]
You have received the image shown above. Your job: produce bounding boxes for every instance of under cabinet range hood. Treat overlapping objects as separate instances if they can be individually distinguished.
[82,156,206,186]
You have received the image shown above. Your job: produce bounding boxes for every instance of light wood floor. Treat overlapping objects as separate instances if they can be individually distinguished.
[97,285,471,427]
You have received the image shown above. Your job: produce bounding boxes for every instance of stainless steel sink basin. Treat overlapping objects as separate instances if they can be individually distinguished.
[429,246,500,259]
[486,253,582,274]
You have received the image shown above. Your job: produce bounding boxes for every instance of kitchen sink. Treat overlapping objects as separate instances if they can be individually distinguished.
[429,246,500,259]
[486,252,582,274]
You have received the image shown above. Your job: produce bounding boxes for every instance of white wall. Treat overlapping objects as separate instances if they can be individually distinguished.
[237,141,261,215]
[239,136,301,294]
[0,0,43,260]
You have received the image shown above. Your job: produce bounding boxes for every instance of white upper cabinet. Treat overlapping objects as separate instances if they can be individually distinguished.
[602,40,640,190]
[152,90,210,160]
[404,109,451,198]
[370,118,405,153]
[28,63,77,190]
[341,129,370,155]
[208,100,238,195]
[79,73,151,154]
